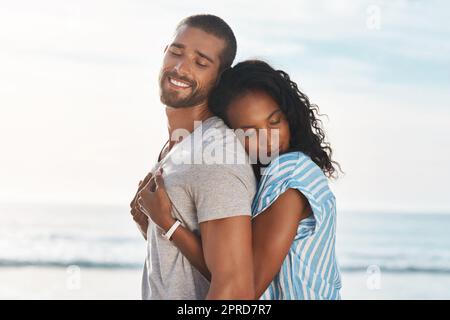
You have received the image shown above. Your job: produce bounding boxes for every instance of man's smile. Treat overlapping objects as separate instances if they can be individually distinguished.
[168,76,192,89]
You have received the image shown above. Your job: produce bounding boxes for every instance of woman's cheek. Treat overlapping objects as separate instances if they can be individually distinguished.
[284,128,291,150]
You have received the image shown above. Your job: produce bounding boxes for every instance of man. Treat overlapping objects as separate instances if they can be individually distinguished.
[129,15,257,300]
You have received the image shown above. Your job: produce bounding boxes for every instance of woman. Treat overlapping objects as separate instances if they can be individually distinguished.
[139,60,342,299]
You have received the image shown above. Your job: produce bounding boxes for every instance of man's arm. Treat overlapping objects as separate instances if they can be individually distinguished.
[200,215,254,300]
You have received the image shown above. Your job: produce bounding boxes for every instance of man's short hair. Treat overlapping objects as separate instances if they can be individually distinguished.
[176,14,237,72]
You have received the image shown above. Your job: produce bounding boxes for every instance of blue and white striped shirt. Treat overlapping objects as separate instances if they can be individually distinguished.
[252,151,342,300]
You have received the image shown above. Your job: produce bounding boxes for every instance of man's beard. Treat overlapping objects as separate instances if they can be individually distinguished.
[159,71,209,108]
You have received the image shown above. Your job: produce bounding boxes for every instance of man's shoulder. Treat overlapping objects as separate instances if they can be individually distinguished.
[190,116,252,168]
[188,116,256,192]
[198,116,233,145]
[200,115,226,129]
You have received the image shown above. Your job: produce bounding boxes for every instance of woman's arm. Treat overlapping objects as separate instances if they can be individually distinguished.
[137,170,211,280]
[139,172,310,297]
[252,188,311,298]
[166,188,310,297]
[161,217,211,281]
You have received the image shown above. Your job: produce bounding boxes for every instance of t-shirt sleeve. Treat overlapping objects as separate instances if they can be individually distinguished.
[190,164,257,223]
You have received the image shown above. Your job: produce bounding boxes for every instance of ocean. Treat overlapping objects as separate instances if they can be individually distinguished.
[1,203,450,299]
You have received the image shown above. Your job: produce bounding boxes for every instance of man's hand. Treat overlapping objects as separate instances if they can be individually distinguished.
[137,169,175,232]
[130,171,155,240]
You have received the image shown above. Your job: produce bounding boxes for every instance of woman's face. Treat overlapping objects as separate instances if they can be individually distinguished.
[226,90,291,164]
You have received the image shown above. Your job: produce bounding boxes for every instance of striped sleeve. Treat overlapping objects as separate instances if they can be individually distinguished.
[253,152,334,231]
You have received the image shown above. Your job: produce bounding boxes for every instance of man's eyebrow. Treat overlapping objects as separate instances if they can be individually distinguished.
[170,43,185,49]
[239,110,282,129]
[195,50,214,64]
[169,43,215,64]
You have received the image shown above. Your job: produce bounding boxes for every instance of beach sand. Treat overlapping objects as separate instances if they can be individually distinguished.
[1,267,449,300]
[341,271,450,299]
[0,267,141,300]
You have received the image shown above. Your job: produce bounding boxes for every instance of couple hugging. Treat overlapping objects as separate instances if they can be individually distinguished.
[129,14,342,300]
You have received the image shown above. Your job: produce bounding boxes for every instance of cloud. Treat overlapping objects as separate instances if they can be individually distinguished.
[0,0,448,212]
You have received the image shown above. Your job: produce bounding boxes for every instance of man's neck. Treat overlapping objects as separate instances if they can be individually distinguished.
[165,102,214,149]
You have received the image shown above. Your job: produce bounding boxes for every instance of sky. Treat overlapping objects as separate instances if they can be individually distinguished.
[0,0,449,213]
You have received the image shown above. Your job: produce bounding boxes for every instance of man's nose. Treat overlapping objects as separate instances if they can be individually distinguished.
[174,58,191,76]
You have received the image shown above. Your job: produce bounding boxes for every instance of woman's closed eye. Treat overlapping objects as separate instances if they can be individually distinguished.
[269,117,281,126]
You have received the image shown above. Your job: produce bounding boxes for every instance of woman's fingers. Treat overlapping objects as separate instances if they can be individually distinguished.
[154,172,166,191]
[130,207,142,218]
[140,173,154,192]
[130,172,154,208]
[142,171,153,185]
[132,208,148,224]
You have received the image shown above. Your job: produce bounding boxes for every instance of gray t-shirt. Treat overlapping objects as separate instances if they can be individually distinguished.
[142,116,257,300]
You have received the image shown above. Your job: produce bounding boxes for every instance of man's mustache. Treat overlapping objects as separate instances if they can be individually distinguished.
[164,71,196,88]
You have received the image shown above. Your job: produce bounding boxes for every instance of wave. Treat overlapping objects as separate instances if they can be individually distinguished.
[340,265,450,274]
[0,259,142,269]
[2,258,450,274]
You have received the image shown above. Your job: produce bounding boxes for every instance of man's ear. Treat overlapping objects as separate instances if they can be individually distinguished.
[214,68,225,87]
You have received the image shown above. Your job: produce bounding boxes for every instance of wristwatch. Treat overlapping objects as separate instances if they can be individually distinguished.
[162,219,181,241]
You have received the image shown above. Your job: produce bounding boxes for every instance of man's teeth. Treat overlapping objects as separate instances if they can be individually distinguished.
[169,78,190,88]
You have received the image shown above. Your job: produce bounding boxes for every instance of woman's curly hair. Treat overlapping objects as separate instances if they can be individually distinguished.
[209,60,341,179]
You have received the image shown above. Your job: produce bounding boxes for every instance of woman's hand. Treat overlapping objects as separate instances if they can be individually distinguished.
[129,172,155,240]
[137,169,176,232]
